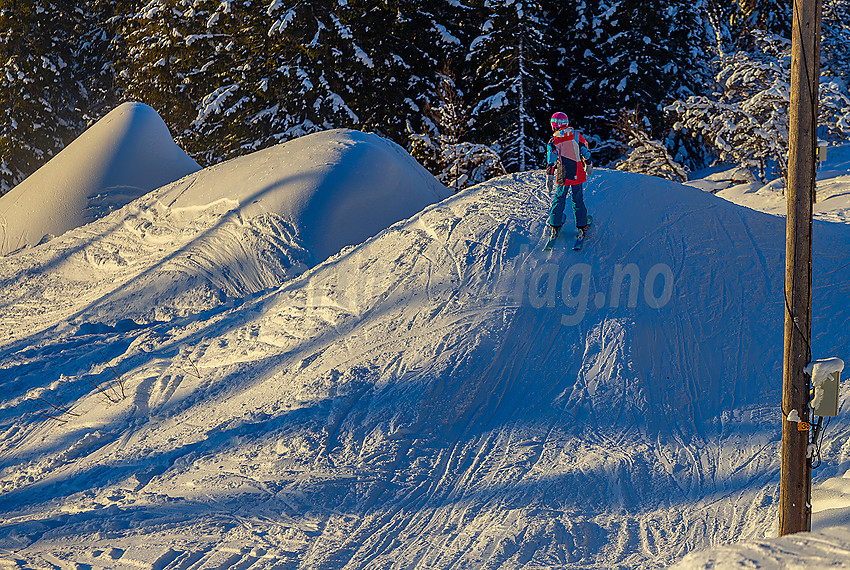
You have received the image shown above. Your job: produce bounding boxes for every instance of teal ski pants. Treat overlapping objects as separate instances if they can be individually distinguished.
[549,182,587,228]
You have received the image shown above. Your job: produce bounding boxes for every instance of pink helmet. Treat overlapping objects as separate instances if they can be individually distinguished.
[550,111,569,130]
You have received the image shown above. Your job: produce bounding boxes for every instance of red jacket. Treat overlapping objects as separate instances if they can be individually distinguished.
[547,128,589,185]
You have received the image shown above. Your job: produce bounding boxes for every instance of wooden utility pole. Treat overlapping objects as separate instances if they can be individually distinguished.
[780,0,821,537]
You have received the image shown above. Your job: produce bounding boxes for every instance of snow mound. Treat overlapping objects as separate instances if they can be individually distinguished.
[685,166,758,193]
[0,102,201,256]
[0,128,449,329]
[673,521,850,569]
[159,128,451,263]
[2,168,850,568]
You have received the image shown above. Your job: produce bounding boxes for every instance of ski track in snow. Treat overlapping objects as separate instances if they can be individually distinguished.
[1,169,850,569]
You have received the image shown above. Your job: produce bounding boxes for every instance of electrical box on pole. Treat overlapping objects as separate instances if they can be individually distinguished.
[807,358,844,417]
[817,140,828,165]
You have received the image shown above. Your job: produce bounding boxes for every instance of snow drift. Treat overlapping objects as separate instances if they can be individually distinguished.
[158,128,452,264]
[0,102,201,255]
[1,159,850,568]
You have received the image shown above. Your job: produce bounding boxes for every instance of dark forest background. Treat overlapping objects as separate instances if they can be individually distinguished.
[2,0,849,194]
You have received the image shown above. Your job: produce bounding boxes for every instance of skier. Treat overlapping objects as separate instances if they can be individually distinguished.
[545,112,592,247]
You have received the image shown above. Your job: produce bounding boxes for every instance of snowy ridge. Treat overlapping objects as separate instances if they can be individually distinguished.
[0,103,201,256]
[157,128,451,264]
[2,165,850,568]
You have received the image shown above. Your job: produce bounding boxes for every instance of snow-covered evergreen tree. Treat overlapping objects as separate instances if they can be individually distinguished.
[614,110,688,181]
[702,0,735,56]
[667,31,850,182]
[192,0,369,161]
[0,0,774,192]
[109,0,367,164]
[467,0,553,172]
[823,0,850,84]
[109,0,200,148]
[344,0,464,140]
[409,71,505,191]
[556,0,706,161]
[78,0,123,123]
[0,0,86,194]
[107,0,466,164]
[733,0,791,37]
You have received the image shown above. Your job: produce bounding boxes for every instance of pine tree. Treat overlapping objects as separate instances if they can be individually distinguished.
[108,0,466,164]
[823,0,850,84]
[733,0,792,37]
[702,0,736,56]
[0,0,739,194]
[0,0,86,194]
[186,0,368,162]
[467,0,553,172]
[341,0,460,140]
[408,70,505,191]
[614,109,688,181]
[109,0,212,160]
[667,31,850,181]
[78,0,123,123]
[557,0,706,162]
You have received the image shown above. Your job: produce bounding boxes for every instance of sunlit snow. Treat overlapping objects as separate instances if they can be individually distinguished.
[2,106,850,569]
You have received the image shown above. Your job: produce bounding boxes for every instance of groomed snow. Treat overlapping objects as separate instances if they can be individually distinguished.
[0,102,201,256]
[1,132,850,568]
[0,121,451,337]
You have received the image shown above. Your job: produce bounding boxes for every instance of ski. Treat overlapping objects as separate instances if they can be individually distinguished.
[572,228,586,250]
[543,227,560,251]
[572,215,592,251]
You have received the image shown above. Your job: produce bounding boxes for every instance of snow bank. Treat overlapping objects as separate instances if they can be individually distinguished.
[671,527,850,569]
[685,165,758,193]
[158,128,451,263]
[0,102,200,255]
[674,459,850,570]
[0,125,448,326]
[692,142,850,224]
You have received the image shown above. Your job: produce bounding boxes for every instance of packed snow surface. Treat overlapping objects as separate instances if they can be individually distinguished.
[0,103,201,255]
[2,136,850,568]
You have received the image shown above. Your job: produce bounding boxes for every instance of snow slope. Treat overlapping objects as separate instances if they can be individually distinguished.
[674,460,850,568]
[0,103,201,256]
[667,143,850,568]
[1,162,850,568]
[714,173,850,223]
